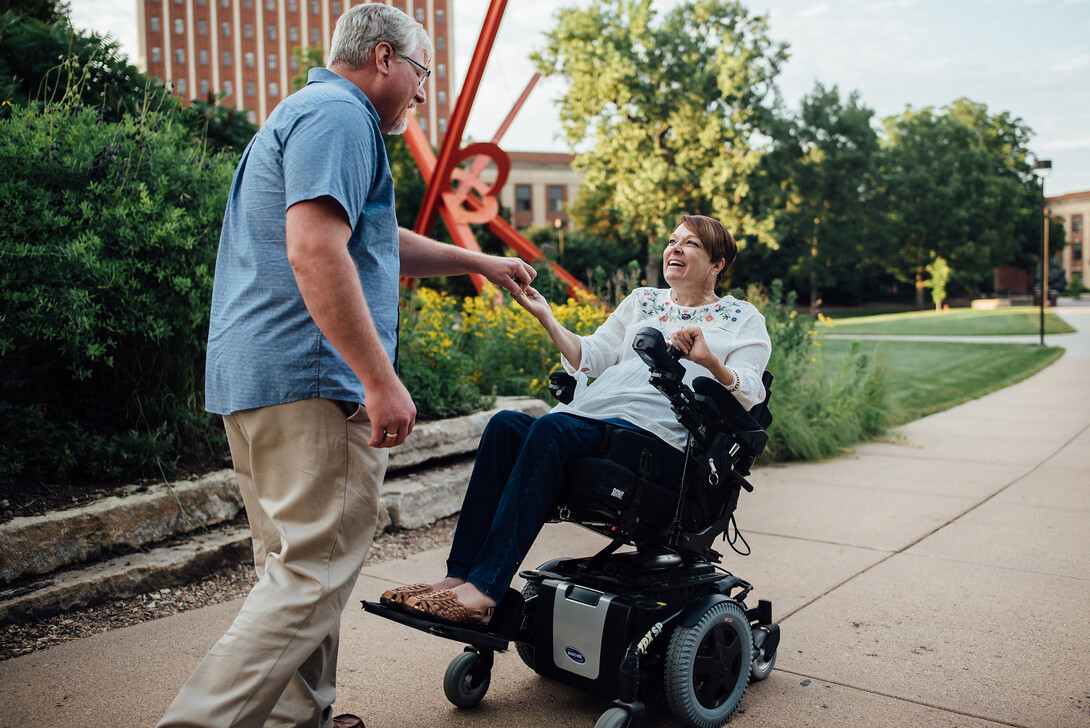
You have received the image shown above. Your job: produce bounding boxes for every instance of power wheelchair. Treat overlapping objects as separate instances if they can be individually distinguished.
[362,327,779,728]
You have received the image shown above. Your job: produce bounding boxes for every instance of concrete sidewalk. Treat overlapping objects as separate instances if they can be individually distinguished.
[2,305,1088,728]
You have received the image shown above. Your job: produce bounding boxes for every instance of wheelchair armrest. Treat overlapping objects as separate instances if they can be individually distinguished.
[548,371,577,405]
[692,376,769,460]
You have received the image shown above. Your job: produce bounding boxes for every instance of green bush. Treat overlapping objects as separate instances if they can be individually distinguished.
[0,103,237,485]
[750,281,895,461]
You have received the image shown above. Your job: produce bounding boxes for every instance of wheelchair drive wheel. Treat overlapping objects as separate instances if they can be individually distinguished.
[663,600,752,728]
[443,648,492,708]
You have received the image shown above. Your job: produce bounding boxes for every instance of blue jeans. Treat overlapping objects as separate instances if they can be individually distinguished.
[446,411,614,602]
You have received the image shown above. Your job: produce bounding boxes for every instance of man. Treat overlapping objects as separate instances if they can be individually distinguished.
[157,5,535,727]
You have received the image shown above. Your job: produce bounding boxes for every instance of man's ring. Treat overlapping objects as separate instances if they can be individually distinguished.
[384,431,397,439]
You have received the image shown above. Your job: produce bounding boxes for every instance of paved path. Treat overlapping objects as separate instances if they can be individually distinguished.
[2,305,1088,728]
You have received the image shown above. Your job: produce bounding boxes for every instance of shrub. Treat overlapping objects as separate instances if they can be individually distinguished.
[0,103,237,485]
[749,281,895,461]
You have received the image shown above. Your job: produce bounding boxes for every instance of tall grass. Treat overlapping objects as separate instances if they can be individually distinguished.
[752,282,896,462]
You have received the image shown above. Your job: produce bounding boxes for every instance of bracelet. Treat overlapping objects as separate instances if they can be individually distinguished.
[727,368,740,393]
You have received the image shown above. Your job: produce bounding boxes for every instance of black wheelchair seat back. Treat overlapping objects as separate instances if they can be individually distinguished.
[548,328,773,560]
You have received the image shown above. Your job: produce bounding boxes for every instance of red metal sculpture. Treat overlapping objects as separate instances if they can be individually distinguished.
[404,0,585,295]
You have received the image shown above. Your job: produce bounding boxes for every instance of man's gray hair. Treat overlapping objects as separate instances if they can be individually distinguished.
[328,3,433,71]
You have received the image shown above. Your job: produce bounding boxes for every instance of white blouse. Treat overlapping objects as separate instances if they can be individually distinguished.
[552,287,772,451]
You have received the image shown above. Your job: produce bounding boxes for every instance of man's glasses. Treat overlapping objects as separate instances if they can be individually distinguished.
[396,53,430,88]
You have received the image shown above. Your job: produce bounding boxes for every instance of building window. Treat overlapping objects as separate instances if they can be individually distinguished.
[267,24,276,40]
[288,0,296,10]
[174,18,184,34]
[419,117,427,132]
[151,46,161,63]
[1074,215,1083,233]
[221,22,230,36]
[310,27,319,43]
[437,63,445,79]
[437,36,445,52]
[438,90,446,106]
[175,48,185,64]
[415,8,424,21]
[332,1,340,14]
[177,77,186,93]
[516,185,532,213]
[221,0,229,7]
[438,118,447,133]
[548,185,565,213]
[223,50,232,65]
[436,9,444,24]
[269,82,279,97]
[268,53,277,69]
[150,16,159,32]
[198,19,207,35]
[224,80,233,95]
[247,110,257,124]
[1073,243,1083,260]
[244,0,251,8]
[310,0,318,14]
[245,52,254,67]
[199,49,208,65]
[197,0,205,6]
[200,78,210,95]
[289,26,298,41]
[265,0,274,10]
[246,81,255,96]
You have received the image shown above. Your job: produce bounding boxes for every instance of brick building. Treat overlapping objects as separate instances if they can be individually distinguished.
[1046,189,1090,285]
[136,0,454,148]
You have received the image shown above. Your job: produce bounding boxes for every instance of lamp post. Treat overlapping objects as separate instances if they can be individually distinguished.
[1033,159,1052,346]
[554,217,565,263]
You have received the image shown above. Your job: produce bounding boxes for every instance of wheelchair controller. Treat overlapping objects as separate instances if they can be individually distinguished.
[362,327,779,728]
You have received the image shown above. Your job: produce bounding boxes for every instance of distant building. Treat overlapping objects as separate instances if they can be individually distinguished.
[1047,189,1089,285]
[137,0,454,148]
[476,151,582,232]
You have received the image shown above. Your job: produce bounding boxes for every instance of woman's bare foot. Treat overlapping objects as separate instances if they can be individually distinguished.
[446,582,497,611]
[427,577,465,592]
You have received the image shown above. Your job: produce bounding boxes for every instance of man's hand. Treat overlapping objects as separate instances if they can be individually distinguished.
[363,378,417,448]
[480,255,537,298]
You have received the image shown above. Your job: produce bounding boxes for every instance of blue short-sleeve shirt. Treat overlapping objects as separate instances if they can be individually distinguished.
[204,68,399,415]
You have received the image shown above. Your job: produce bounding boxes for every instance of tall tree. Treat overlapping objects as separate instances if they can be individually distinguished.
[532,0,786,284]
[750,83,884,307]
[879,99,1039,306]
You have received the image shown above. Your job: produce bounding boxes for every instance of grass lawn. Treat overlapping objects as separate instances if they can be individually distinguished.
[825,307,1075,336]
[819,339,1064,425]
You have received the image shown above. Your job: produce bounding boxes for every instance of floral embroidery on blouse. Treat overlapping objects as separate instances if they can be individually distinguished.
[638,288,747,324]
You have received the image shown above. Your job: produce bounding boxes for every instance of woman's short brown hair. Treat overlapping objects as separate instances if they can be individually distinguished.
[679,213,737,287]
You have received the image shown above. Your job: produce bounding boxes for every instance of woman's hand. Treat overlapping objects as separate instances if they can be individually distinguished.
[513,285,552,322]
[669,326,738,391]
[669,326,716,370]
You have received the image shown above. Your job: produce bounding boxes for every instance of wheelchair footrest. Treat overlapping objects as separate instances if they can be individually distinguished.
[361,588,523,653]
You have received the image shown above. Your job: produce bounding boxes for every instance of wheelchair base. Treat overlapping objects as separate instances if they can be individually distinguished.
[363,551,777,728]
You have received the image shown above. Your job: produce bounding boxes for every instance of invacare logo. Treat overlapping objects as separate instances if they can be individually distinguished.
[565,647,586,664]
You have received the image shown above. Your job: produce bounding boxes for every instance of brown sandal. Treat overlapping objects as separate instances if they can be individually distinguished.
[404,589,494,626]
[379,583,434,607]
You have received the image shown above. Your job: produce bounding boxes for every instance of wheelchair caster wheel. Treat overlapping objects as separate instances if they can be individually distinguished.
[751,625,778,682]
[594,706,631,728]
[443,648,492,708]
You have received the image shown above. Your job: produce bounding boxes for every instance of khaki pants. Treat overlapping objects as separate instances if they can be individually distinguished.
[158,398,385,728]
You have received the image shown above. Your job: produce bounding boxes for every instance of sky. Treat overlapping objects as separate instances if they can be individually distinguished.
[69,0,1090,196]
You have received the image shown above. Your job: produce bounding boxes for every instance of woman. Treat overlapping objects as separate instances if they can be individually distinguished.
[381,214,771,625]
